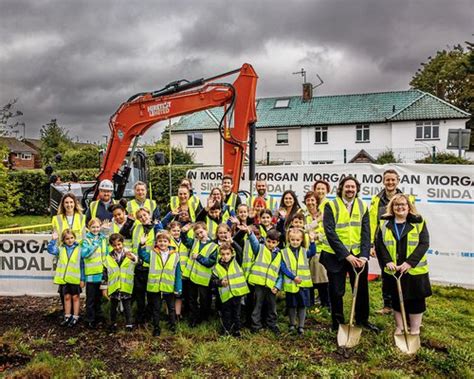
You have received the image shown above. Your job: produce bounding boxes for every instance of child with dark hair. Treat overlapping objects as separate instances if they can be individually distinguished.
[246,228,283,334]
[211,243,249,336]
[102,233,138,332]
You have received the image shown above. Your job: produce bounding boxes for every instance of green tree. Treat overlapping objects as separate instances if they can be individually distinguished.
[144,124,194,165]
[375,149,402,164]
[57,145,100,170]
[0,144,21,216]
[40,119,72,165]
[410,43,473,114]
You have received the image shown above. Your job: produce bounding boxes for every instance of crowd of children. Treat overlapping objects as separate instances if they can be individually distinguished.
[48,176,330,337]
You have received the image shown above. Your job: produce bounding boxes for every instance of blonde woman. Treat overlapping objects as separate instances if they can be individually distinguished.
[375,193,431,336]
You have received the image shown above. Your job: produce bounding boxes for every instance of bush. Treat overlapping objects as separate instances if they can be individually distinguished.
[416,152,472,164]
[375,149,402,164]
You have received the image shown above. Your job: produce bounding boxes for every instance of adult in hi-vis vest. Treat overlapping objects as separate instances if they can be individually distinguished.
[52,193,86,242]
[126,181,160,221]
[86,179,116,224]
[246,180,278,212]
[321,176,379,333]
[370,169,416,316]
[375,194,431,336]
[167,184,202,223]
[222,175,242,212]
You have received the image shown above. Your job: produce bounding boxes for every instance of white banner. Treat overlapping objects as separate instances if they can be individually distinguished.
[0,234,57,296]
[189,163,474,288]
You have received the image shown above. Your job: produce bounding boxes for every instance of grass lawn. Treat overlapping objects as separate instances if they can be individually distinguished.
[1,281,473,377]
[0,215,51,232]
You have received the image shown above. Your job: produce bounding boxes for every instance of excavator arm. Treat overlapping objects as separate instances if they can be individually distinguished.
[96,63,257,198]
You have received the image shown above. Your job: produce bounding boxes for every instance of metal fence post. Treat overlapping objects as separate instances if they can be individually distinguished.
[266,151,270,165]
[432,146,436,163]
[344,149,347,164]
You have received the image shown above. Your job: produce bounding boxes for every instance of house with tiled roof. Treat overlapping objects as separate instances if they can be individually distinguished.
[170,89,471,165]
[0,136,40,169]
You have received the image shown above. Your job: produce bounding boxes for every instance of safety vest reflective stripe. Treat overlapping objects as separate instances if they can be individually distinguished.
[241,240,254,278]
[281,247,312,293]
[248,245,281,289]
[54,245,82,285]
[105,255,135,295]
[247,195,277,211]
[126,199,156,218]
[322,198,366,256]
[170,196,198,222]
[132,224,154,267]
[84,238,107,275]
[213,259,249,302]
[187,241,217,286]
[147,251,179,293]
[206,217,219,240]
[225,192,238,210]
[381,220,428,275]
[52,214,86,241]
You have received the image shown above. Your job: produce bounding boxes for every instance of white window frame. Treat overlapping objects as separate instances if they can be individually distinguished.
[187,132,203,148]
[276,129,289,145]
[274,99,290,108]
[356,124,370,143]
[416,120,440,140]
[20,152,32,160]
[314,126,328,144]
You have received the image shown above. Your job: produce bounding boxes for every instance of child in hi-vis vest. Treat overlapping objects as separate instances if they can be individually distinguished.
[280,228,316,335]
[101,233,138,332]
[139,230,182,336]
[211,243,249,336]
[48,229,85,327]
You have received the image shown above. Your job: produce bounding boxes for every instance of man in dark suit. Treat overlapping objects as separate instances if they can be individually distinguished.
[321,176,379,333]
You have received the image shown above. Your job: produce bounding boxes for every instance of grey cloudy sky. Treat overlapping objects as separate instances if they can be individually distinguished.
[0,0,472,142]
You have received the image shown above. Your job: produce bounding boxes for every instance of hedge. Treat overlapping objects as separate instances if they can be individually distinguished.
[8,166,195,216]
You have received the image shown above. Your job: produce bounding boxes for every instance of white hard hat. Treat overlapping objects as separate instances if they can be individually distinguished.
[98,179,114,191]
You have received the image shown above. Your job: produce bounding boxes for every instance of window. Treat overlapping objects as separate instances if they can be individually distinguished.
[276,130,289,145]
[274,99,290,108]
[416,120,440,140]
[315,126,328,144]
[356,124,370,142]
[187,132,203,147]
[20,152,32,160]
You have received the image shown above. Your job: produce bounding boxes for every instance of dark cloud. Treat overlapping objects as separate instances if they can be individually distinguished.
[0,0,471,141]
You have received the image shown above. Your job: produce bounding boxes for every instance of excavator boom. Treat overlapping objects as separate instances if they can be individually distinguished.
[97,63,257,197]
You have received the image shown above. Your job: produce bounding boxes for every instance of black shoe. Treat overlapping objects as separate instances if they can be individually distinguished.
[250,327,261,334]
[289,325,296,333]
[189,319,198,328]
[358,321,381,334]
[169,324,177,333]
[68,317,78,328]
[60,316,72,327]
[108,323,118,333]
[331,322,340,332]
[232,330,242,338]
[297,327,304,335]
[125,325,134,333]
[153,327,161,337]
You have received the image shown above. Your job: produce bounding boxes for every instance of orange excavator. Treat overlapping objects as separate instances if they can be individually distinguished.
[50,63,258,211]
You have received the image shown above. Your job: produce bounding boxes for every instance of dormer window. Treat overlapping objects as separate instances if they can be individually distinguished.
[274,99,290,108]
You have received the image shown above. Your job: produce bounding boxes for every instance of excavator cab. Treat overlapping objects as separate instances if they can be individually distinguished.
[49,149,148,215]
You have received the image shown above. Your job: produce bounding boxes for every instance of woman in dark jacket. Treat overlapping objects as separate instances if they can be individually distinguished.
[375,193,431,336]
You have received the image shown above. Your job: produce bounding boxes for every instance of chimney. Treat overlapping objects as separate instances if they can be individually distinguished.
[302,82,313,102]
